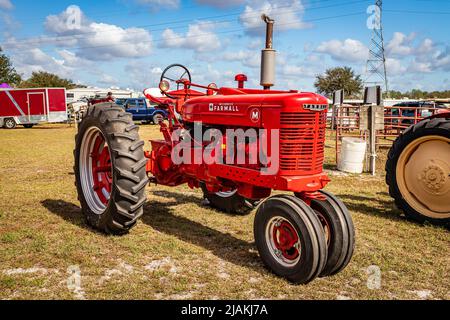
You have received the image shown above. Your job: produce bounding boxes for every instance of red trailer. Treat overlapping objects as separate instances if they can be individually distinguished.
[0,88,67,129]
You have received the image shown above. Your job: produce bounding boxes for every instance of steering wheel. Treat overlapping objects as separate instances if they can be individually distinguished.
[160,64,192,99]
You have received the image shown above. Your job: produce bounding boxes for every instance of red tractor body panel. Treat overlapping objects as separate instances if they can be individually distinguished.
[147,86,330,200]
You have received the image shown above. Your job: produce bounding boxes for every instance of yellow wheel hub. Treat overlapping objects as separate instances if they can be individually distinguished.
[396,135,450,219]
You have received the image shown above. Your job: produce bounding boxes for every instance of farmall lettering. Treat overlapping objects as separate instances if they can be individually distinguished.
[209,103,239,112]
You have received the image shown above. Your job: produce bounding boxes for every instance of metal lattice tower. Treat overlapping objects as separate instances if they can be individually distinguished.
[364,0,389,95]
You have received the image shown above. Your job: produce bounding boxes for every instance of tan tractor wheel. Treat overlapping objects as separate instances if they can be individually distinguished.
[386,116,450,225]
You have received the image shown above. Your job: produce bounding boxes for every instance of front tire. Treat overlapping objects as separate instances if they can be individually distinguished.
[23,124,34,129]
[309,191,355,277]
[74,103,149,235]
[386,117,450,225]
[254,195,327,284]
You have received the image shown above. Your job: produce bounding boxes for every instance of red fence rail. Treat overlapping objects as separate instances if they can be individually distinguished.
[330,105,443,164]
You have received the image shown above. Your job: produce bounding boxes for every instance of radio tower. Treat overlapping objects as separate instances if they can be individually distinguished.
[364,0,389,96]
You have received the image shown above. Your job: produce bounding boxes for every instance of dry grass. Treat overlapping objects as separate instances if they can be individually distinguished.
[0,124,448,300]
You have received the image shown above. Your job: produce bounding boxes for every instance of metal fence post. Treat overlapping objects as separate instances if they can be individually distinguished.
[363,86,383,176]
[369,104,377,176]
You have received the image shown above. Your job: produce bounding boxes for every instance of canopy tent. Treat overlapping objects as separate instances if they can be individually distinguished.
[0,83,11,88]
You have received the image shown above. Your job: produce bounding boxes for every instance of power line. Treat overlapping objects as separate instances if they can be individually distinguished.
[3,0,370,47]
[385,9,450,15]
[6,12,366,55]
[4,0,339,27]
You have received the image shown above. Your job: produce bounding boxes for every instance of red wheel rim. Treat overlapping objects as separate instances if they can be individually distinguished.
[266,217,301,266]
[79,127,113,214]
[91,134,112,205]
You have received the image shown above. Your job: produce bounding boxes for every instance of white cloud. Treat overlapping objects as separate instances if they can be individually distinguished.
[43,5,153,60]
[316,39,368,62]
[191,64,236,87]
[386,32,416,56]
[416,38,434,55]
[98,74,119,86]
[247,39,262,49]
[136,0,179,9]
[408,61,432,73]
[432,47,450,71]
[57,49,92,68]
[281,64,316,78]
[383,32,450,74]
[160,21,221,52]
[0,0,13,10]
[386,58,406,76]
[222,50,260,68]
[12,48,74,79]
[124,61,165,90]
[196,0,245,7]
[240,0,310,35]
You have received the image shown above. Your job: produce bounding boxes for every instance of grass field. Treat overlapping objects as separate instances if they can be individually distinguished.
[0,123,448,300]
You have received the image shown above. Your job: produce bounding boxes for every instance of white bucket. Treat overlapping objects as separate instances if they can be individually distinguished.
[338,138,367,174]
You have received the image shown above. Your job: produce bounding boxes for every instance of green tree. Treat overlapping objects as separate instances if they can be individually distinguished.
[314,67,363,98]
[386,90,404,99]
[19,71,79,89]
[0,47,22,86]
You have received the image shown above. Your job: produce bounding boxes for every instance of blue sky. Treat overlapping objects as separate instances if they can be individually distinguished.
[1,0,449,93]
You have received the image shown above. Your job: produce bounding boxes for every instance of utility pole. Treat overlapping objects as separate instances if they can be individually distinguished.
[365,0,389,97]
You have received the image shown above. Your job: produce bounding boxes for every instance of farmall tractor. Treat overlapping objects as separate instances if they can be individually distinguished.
[74,16,355,284]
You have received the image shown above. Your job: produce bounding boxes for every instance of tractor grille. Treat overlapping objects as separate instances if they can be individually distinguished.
[279,112,327,175]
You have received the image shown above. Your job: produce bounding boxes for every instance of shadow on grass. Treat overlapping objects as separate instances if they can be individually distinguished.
[142,190,263,272]
[41,199,90,230]
[323,163,337,171]
[12,125,72,130]
[151,189,251,218]
[337,193,404,222]
[42,196,265,273]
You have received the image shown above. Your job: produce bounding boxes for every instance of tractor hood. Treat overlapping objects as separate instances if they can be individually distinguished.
[182,89,329,128]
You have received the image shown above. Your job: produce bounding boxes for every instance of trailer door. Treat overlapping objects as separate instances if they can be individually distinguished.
[28,93,46,116]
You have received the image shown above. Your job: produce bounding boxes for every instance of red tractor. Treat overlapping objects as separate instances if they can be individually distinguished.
[74,16,355,284]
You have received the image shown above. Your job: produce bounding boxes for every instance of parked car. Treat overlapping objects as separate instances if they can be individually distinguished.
[390,101,447,126]
[115,98,167,124]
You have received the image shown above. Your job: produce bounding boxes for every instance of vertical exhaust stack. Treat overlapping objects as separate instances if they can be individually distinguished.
[260,14,276,90]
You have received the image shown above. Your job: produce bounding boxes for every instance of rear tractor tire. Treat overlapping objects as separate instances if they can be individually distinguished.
[254,195,328,284]
[74,103,149,235]
[386,117,450,225]
[201,184,257,215]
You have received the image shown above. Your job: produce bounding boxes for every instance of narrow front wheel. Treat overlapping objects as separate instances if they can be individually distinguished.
[309,191,355,277]
[254,196,327,284]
